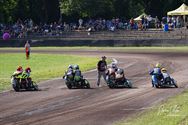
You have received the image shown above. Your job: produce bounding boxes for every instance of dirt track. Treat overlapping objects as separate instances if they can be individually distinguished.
[0,49,188,125]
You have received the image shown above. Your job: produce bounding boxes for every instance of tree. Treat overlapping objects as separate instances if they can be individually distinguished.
[113,0,129,18]
[28,0,60,23]
[0,0,17,23]
[13,0,30,21]
[127,0,144,18]
[1,0,188,24]
[42,0,60,23]
[60,0,114,18]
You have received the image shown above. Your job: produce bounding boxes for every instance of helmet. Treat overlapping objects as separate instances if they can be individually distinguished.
[25,67,31,73]
[17,66,23,71]
[155,63,161,68]
[111,63,117,68]
[161,68,167,72]
[117,68,124,75]
[74,65,79,69]
[102,56,106,59]
[68,65,73,69]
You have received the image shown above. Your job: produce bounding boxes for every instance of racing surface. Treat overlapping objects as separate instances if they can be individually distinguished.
[0,49,188,125]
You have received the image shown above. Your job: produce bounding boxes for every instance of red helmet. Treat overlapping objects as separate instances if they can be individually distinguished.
[17,66,23,71]
[25,67,31,72]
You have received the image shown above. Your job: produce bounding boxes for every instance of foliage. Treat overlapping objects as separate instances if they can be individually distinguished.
[0,0,60,24]
[1,0,188,23]
[0,0,17,23]
[60,0,114,18]
[59,0,188,20]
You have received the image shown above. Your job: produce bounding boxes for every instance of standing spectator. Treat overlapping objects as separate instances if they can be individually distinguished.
[172,16,176,28]
[129,18,134,30]
[161,16,167,28]
[25,40,30,59]
[78,18,83,30]
[138,20,143,30]
[97,56,107,87]
[155,16,160,29]
[147,15,152,28]
[176,16,182,28]
[167,16,172,24]
[142,16,148,30]
[29,18,33,28]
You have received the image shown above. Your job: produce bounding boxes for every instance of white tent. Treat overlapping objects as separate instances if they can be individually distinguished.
[167,3,188,16]
[134,13,148,21]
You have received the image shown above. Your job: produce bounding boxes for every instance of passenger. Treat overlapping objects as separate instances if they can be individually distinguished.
[106,63,118,80]
[161,68,171,83]
[21,67,32,87]
[115,68,126,82]
[64,65,74,81]
[73,65,83,82]
[149,63,162,87]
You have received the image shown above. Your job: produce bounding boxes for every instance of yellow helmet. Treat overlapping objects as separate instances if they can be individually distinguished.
[161,68,167,72]
[155,63,161,68]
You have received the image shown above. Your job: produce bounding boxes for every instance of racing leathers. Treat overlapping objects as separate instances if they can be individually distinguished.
[150,67,162,87]
[74,69,83,82]
[65,68,74,81]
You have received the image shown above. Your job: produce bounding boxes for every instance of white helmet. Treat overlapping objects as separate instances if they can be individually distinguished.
[68,65,73,69]
[111,63,117,69]
[74,65,79,69]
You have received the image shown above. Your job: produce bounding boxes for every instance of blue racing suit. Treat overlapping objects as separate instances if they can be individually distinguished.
[149,67,162,87]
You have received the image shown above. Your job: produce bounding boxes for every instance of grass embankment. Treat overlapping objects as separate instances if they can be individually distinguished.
[0,53,98,91]
[1,46,188,53]
[116,89,188,125]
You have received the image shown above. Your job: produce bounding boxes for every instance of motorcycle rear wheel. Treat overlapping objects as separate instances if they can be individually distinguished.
[12,84,20,92]
[84,79,90,88]
[126,80,132,88]
[32,81,39,90]
[66,82,72,89]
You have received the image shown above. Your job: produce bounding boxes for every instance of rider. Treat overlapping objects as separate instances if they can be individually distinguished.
[13,66,23,77]
[73,65,83,82]
[64,65,74,81]
[12,66,23,85]
[149,63,162,87]
[111,63,118,71]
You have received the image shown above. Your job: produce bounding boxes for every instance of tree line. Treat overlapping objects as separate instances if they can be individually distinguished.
[1,0,188,24]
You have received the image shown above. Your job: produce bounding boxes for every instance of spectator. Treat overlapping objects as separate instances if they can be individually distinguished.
[172,16,176,28]
[142,16,148,30]
[129,18,134,30]
[78,18,83,30]
[155,16,160,29]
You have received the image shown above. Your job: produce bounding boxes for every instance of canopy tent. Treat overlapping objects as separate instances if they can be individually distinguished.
[167,3,188,16]
[134,13,148,21]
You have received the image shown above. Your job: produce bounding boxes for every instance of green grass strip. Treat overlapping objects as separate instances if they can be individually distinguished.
[1,47,188,53]
[116,90,188,125]
[0,53,98,91]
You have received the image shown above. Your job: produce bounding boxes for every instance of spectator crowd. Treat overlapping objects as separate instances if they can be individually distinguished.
[0,16,185,39]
